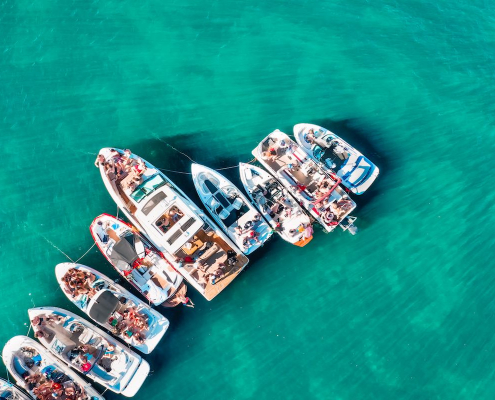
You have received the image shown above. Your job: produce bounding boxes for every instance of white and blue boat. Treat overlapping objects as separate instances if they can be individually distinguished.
[293,123,379,195]
[0,378,31,400]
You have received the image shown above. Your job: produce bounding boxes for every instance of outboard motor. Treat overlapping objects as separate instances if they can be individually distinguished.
[348,223,358,235]
[340,216,358,235]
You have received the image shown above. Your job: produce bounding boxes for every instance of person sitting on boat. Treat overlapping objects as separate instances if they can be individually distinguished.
[337,197,353,211]
[121,149,134,170]
[133,331,146,345]
[322,209,338,226]
[234,225,243,236]
[247,230,261,244]
[33,381,56,400]
[35,329,54,341]
[306,128,316,144]
[226,250,238,267]
[209,265,226,285]
[287,159,300,172]
[75,344,98,365]
[330,201,343,219]
[94,154,106,168]
[169,207,184,223]
[242,236,251,250]
[24,373,42,391]
[156,217,171,232]
[133,157,147,176]
[123,308,149,331]
[262,149,277,162]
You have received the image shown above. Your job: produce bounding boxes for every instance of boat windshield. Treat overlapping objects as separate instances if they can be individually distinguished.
[130,174,166,203]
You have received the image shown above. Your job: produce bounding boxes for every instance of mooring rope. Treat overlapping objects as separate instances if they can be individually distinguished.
[74,243,96,263]
[39,233,96,265]
[157,157,257,175]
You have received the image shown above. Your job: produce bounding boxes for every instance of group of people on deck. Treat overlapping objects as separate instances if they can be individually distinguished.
[108,300,149,345]
[179,248,239,288]
[61,269,97,300]
[234,213,262,250]
[320,197,354,226]
[94,149,148,192]
[29,374,86,400]
[20,346,87,400]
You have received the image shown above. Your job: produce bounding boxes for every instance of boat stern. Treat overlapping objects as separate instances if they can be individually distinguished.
[121,359,150,397]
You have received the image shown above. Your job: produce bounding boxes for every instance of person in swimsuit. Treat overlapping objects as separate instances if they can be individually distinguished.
[94,154,105,168]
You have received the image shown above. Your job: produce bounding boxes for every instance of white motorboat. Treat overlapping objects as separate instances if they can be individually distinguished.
[0,378,31,400]
[238,163,313,247]
[2,335,103,400]
[293,123,379,195]
[191,163,273,254]
[28,307,149,397]
[55,263,169,354]
[96,148,249,301]
[90,214,184,307]
[253,130,358,234]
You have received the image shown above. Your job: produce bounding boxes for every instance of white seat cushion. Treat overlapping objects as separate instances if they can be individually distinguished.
[232,197,243,210]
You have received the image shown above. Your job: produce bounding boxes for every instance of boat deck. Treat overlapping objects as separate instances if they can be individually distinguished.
[175,228,248,301]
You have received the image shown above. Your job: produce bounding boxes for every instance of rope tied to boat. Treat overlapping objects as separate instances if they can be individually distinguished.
[156,157,257,175]
[38,232,96,264]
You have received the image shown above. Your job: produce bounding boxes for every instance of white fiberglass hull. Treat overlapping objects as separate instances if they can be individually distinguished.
[293,123,379,195]
[238,163,313,246]
[55,263,169,354]
[252,130,356,233]
[0,377,31,400]
[97,148,248,301]
[191,163,273,255]
[2,336,103,400]
[28,307,149,397]
[90,213,183,306]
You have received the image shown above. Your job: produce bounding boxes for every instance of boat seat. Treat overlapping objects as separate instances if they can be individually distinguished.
[131,269,148,287]
[218,209,230,220]
[244,168,253,180]
[231,197,243,210]
[206,196,221,211]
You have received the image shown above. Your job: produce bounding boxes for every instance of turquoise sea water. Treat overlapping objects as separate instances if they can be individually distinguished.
[1,0,495,399]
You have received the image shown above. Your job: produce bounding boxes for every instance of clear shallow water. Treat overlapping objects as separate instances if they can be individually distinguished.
[1,0,495,399]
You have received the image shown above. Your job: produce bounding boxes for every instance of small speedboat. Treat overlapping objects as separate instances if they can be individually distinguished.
[28,307,149,397]
[0,378,31,400]
[90,214,184,307]
[191,163,273,255]
[293,123,379,195]
[2,335,103,400]
[253,130,358,234]
[96,148,249,301]
[55,263,169,354]
[238,163,313,247]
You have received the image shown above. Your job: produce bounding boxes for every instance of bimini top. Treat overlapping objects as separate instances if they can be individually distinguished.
[88,290,120,324]
[109,236,139,266]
